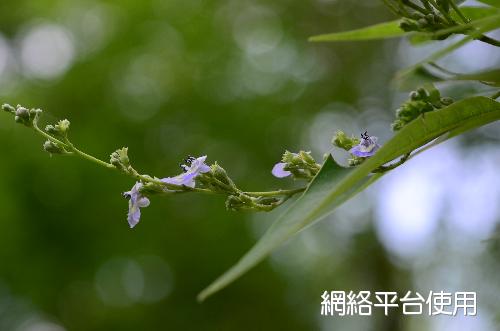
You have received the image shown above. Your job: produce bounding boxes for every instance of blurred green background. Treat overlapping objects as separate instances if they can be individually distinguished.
[1,0,499,330]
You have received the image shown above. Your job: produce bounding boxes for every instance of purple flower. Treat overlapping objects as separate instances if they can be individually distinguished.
[161,155,210,189]
[123,182,150,228]
[349,131,380,157]
[272,162,291,178]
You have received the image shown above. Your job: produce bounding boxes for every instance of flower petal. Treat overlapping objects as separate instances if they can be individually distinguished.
[137,197,150,208]
[349,144,379,157]
[272,162,291,178]
[128,204,141,228]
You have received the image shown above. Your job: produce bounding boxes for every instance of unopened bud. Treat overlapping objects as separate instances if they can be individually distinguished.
[110,147,130,171]
[440,97,454,106]
[2,103,15,113]
[15,106,31,125]
[43,140,64,154]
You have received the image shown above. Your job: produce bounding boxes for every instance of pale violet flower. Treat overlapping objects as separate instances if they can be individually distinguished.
[161,155,210,189]
[349,131,380,157]
[123,182,150,228]
[272,162,291,178]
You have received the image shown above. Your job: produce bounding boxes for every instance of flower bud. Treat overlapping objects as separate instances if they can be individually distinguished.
[30,108,43,117]
[440,97,454,106]
[15,106,30,124]
[225,194,253,211]
[274,150,320,181]
[45,124,58,135]
[409,91,419,101]
[43,140,64,154]
[56,119,70,135]
[211,163,235,187]
[46,119,70,137]
[2,103,15,113]
[332,131,360,151]
[299,151,316,165]
[417,87,428,99]
[110,147,130,172]
[411,12,425,20]
[399,19,417,32]
[417,18,428,29]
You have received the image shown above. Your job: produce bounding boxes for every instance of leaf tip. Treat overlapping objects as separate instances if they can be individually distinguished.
[196,291,207,303]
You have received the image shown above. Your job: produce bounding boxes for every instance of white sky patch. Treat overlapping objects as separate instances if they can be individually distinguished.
[445,146,500,240]
[373,139,500,260]
[396,36,500,73]
[373,142,460,259]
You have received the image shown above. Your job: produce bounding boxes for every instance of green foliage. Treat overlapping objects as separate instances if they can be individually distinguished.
[199,96,500,300]
[396,66,500,90]
[308,20,407,42]
[477,0,500,8]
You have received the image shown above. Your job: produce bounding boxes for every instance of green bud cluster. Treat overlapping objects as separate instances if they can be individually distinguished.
[281,151,321,181]
[391,87,454,131]
[225,193,280,212]
[45,119,71,138]
[2,104,43,127]
[348,156,364,167]
[110,147,132,173]
[197,163,238,193]
[399,13,451,38]
[43,140,66,154]
[332,130,360,151]
[2,103,15,113]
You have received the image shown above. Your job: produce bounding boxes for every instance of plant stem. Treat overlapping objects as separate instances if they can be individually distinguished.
[245,187,306,198]
[478,35,500,47]
[30,114,304,201]
[372,152,411,173]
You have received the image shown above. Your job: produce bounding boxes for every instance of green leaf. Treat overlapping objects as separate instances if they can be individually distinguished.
[198,97,500,301]
[308,20,407,42]
[477,0,500,8]
[395,66,500,90]
[452,6,499,21]
[396,14,500,86]
[454,68,500,86]
[410,11,500,44]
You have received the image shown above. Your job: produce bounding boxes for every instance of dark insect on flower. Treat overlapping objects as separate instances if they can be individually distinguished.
[349,131,380,158]
[180,156,197,172]
[185,155,196,164]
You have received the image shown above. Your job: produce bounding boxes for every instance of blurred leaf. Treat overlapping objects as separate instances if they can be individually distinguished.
[308,20,407,42]
[395,65,500,90]
[410,11,500,44]
[454,68,500,86]
[394,66,444,90]
[199,96,500,301]
[452,6,499,21]
[477,0,500,8]
[397,14,500,85]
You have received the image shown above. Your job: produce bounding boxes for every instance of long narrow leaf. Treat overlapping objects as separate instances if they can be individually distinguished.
[309,20,407,42]
[198,96,500,301]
